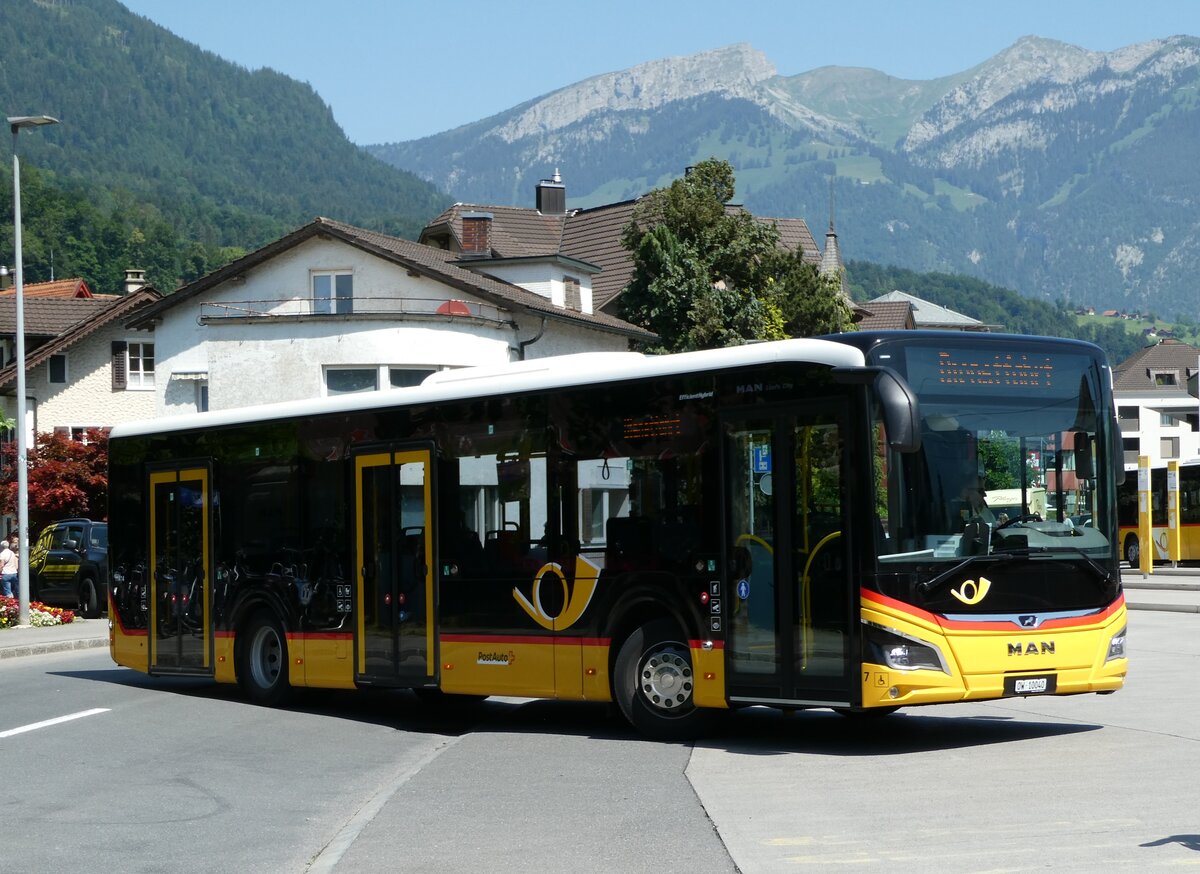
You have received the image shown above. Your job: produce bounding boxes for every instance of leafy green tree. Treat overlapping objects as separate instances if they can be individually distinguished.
[620,159,852,352]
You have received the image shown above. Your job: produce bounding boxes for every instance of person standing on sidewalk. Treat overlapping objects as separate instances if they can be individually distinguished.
[0,540,17,599]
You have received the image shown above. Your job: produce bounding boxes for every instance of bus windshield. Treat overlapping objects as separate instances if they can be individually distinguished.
[872,341,1116,578]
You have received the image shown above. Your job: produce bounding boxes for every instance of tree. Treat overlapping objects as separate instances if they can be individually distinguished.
[0,429,109,537]
[620,158,853,352]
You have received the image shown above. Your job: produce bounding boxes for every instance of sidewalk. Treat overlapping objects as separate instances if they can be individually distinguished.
[0,616,109,661]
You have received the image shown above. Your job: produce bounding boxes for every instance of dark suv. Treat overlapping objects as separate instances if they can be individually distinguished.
[29,519,108,618]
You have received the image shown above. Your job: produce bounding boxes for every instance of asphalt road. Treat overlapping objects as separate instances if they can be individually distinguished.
[2,607,1197,873]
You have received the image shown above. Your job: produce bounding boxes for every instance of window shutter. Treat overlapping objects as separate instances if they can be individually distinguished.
[111,341,127,390]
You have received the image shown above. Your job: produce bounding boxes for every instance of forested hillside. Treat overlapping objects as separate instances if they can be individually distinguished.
[846,261,1151,366]
[0,0,448,294]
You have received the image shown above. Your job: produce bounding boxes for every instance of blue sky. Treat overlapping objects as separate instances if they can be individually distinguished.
[120,0,1200,145]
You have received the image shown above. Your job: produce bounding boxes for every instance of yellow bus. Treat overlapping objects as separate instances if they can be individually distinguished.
[1117,459,1200,565]
[107,332,1127,738]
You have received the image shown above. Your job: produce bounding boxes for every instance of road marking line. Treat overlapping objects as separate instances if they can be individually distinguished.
[0,708,110,739]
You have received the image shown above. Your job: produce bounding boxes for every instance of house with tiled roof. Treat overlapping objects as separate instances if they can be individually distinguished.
[124,216,656,414]
[854,299,916,332]
[419,173,825,319]
[864,291,1001,332]
[0,276,161,445]
[1112,338,1200,471]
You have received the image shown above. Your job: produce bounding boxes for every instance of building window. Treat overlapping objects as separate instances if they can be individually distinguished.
[1152,371,1178,387]
[1161,437,1179,459]
[313,271,353,315]
[564,276,581,310]
[127,342,154,389]
[325,368,378,395]
[1117,405,1139,421]
[197,383,209,413]
[48,354,67,384]
[389,368,435,388]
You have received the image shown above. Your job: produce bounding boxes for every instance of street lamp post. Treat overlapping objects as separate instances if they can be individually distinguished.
[8,114,58,626]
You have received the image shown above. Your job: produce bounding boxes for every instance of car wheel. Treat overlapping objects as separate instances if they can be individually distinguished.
[614,619,710,741]
[78,577,101,619]
[238,610,292,706]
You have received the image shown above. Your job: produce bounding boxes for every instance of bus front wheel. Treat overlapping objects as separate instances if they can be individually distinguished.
[1124,535,1140,567]
[614,619,709,740]
[238,610,292,706]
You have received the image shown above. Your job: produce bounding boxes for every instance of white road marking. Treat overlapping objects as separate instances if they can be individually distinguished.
[0,708,110,738]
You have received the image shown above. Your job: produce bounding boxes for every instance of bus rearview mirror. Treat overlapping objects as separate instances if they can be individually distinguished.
[832,366,922,454]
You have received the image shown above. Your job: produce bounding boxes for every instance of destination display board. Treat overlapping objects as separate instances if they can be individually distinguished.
[901,347,1090,399]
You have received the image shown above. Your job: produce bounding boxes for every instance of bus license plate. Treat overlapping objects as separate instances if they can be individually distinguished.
[1005,675,1056,696]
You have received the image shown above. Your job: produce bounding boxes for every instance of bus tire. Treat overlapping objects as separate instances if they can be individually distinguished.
[1124,535,1139,567]
[238,610,292,706]
[614,619,709,741]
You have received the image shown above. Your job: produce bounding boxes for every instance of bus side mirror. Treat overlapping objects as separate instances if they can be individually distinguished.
[1073,432,1094,481]
[832,366,922,454]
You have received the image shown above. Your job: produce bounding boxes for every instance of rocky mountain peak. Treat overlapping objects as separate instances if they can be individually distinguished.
[494,43,775,143]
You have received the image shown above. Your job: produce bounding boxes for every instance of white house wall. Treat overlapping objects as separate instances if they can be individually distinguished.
[1118,391,1200,469]
[22,323,156,433]
[153,236,631,414]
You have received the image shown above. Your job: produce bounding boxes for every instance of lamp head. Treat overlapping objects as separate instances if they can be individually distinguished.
[7,115,60,134]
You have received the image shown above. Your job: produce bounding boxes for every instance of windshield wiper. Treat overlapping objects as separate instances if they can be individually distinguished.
[1032,544,1119,588]
[916,553,1018,596]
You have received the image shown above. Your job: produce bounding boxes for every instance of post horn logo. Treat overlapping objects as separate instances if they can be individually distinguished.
[950,576,992,605]
[513,555,600,631]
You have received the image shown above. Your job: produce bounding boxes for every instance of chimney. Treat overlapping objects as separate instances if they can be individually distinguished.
[460,212,493,258]
[124,268,148,294]
[0,266,10,291]
[535,169,566,215]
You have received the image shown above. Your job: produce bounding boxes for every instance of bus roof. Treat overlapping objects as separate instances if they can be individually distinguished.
[109,337,865,439]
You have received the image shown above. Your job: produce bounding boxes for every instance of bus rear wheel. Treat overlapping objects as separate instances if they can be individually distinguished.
[1124,535,1139,567]
[614,619,709,741]
[238,610,292,706]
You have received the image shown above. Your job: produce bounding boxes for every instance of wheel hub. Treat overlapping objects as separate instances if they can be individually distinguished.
[639,644,693,712]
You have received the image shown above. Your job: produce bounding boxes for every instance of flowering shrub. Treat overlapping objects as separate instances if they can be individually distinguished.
[0,597,75,627]
[30,602,75,626]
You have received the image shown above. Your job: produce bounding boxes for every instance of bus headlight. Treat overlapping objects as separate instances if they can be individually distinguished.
[1105,626,1127,662]
[864,622,950,674]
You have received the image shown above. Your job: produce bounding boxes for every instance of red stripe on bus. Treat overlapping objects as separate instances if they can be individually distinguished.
[861,587,1125,630]
[439,634,613,647]
[285,632,353,641]
[108,607,148,637]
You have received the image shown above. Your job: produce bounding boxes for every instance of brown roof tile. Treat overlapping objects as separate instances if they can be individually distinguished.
[0,278,101,299]
[0,288,162,389]
[1113,338,1200,393]
[854,300,914,331]
[0,297,116,338]
[424,192,824,318]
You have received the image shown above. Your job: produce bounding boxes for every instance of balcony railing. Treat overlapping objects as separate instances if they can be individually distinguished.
[199,296,510,326]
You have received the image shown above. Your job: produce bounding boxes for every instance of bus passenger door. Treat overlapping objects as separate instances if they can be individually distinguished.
[355,448,436,686]
[724,406,854,707]
[149,466,211,674]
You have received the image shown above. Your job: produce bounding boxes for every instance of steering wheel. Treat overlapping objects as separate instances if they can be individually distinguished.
[998,513,1041,529]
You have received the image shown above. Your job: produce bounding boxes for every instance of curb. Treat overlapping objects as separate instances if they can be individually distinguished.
[1128,602,1200,614]
[0,636,108,660]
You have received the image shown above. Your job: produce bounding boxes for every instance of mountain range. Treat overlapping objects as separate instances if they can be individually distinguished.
[2,1,1196,320]
[367,39,1200,319]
